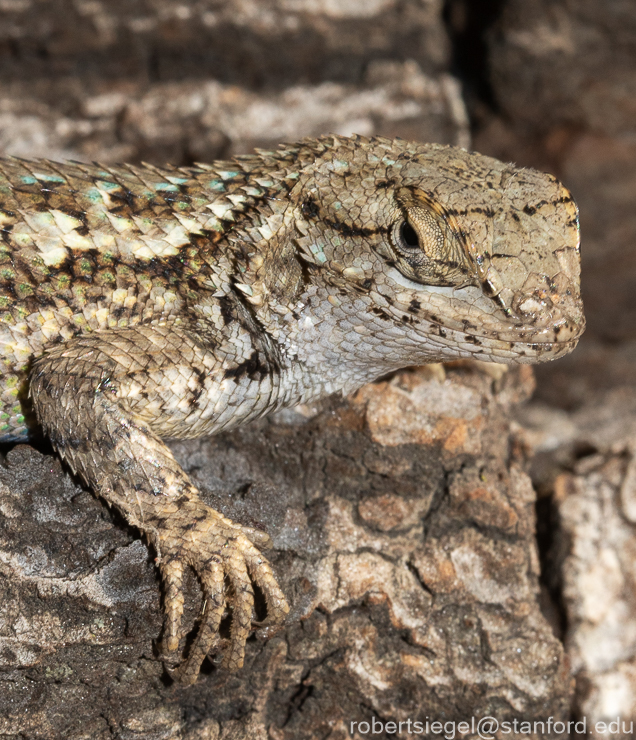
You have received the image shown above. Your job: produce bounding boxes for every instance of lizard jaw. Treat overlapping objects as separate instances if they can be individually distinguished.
[383,268,584,362]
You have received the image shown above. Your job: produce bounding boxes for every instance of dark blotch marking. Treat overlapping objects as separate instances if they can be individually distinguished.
[327,217,386,239]
[190,367,206,405]
[370,306,392,322]
[110,305,126,321]
[408,299,421,314]
[224,350,269,381]
[523,200,548,216]
[218,295,236,326]
[429,324,447,338]
[0,220,14,241]
[301,198,320,219]
[444,205,495,218]
[153,474,167,490]
[465,335,482,345]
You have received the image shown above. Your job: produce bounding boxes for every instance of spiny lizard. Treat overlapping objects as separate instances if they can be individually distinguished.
[0,135,584,683]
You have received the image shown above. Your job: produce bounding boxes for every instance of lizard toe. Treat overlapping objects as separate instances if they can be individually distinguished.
[238,523,273,550]
[171,561,225,685]
[243,544,290,625]
[160,557,185,654]
[221,541,255,670]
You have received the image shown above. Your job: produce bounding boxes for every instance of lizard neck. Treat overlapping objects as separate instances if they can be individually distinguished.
[256,286,405,405]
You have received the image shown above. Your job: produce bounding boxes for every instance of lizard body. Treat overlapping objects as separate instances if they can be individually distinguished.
[0,135,584,682]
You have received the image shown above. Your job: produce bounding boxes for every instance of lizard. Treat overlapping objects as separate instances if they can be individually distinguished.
[0,135,584,684]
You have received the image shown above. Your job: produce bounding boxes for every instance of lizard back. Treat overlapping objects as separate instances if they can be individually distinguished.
[0,155,273,438]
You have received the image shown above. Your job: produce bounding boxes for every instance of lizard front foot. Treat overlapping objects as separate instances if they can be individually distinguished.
[155,499,289,684]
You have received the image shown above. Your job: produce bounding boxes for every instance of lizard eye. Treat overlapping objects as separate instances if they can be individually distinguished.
[395,220,420,251]
[391,208,444,262]
[387,189,474,287]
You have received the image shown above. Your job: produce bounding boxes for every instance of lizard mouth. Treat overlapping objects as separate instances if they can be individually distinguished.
[385,265,585,362]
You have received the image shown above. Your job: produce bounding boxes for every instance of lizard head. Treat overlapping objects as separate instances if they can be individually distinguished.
[269,135,585,368]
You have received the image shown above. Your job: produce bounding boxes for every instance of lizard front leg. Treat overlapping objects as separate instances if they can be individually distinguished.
[29,325,289,684]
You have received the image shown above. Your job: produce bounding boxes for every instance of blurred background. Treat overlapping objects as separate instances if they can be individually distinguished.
[1,0,635,733]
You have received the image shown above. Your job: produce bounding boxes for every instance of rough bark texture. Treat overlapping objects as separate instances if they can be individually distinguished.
[0,0,449,87]
[517,389,636,735]
[0,0,460,164]
[1,365,574,738]
[1,0,635,737]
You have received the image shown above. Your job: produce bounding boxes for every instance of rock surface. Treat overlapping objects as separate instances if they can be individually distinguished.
[478,4,636,722]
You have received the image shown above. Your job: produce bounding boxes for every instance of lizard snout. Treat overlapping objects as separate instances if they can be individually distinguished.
[509,269,585,344]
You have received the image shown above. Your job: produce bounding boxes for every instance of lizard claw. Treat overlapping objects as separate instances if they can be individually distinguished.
[156,500,289,683]
[238,524,273,550]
